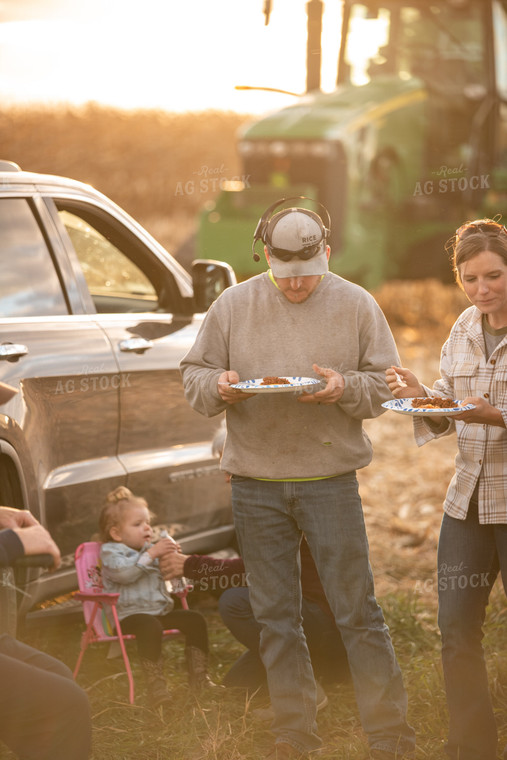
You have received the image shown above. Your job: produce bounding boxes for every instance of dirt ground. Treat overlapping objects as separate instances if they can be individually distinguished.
[358,321,460,607]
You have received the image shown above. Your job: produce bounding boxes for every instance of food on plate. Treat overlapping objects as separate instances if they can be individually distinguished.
[411,397,459,409]
[260,376,291,385]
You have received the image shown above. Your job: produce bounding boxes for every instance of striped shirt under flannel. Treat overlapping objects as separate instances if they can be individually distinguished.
[414,305,507,524]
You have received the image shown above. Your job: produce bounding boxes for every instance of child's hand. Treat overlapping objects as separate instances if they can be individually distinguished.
[147,538,179,559]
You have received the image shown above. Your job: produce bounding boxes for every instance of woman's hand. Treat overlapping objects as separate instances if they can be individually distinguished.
[385,366,424,398]
[453,397,506,428]
[148,538,179,560]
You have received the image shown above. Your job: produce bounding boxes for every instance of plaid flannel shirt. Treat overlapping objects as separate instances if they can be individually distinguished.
[414,305,507,524]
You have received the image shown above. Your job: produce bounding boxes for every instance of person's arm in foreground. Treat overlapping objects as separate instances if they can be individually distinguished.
[0,506,61,569]
[160,549,246,586]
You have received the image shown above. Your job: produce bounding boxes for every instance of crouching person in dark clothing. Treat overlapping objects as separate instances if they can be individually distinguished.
[0,506,92,760]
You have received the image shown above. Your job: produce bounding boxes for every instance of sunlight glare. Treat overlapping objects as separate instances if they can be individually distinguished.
[0,0,343,113]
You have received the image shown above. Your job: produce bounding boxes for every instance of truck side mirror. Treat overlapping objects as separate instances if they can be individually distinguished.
[191,259,237,312]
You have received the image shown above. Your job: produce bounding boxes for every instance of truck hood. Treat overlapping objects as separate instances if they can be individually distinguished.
[240,77,427,142]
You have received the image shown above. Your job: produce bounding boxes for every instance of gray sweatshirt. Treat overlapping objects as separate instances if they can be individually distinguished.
[181,271,399,479]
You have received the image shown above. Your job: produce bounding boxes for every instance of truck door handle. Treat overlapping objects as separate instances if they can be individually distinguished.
[0,343,28,361]
[118,337,154,354]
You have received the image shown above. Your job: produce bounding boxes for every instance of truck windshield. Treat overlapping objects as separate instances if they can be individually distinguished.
[340,1,487,94]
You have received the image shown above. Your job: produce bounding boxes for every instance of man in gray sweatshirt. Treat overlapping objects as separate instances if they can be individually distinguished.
[180,202,415,760]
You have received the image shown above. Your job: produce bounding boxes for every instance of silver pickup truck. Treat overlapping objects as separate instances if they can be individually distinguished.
[0,160,235,612]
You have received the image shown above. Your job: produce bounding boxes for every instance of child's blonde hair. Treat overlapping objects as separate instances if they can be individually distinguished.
[99,486,153,542]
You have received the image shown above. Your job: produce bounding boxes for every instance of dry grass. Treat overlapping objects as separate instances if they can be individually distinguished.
[0,104,249,253]
[3,583,506,760]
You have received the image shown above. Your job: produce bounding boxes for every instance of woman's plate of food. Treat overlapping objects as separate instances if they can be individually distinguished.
[230,376,321,394]
[382,397,476,417]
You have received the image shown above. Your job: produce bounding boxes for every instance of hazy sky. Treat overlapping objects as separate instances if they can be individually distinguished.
[0,0,342,113]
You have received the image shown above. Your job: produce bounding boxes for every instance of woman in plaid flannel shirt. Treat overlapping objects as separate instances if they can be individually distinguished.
[386,219,507,760]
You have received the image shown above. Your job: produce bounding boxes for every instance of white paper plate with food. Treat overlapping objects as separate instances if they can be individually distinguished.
[230,376,321,394]
[382,397,476,417]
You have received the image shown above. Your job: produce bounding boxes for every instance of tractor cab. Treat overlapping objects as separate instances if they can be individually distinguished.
[197,0,507,287]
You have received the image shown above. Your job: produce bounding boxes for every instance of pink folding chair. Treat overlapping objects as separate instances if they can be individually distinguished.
[73,541,189,704]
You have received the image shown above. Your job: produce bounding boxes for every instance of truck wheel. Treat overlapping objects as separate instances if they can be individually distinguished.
[0,454,24,508]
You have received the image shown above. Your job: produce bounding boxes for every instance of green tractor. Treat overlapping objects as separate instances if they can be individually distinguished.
[196,0,507,289]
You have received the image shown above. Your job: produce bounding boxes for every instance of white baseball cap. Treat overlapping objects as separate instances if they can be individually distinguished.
[266,208,329,278]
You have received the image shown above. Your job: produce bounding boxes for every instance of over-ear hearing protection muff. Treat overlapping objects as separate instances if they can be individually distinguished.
[252,196,331,262]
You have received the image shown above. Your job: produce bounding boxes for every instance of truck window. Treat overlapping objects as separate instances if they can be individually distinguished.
[57,207,160,314]
[0,198,69,317]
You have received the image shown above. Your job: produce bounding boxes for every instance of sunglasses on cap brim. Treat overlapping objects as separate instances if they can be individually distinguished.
[269,241,323,262]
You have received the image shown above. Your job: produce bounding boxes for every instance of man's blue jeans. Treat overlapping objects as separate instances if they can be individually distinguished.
[438,497,507,760]
[231,472,415,755]
[218,587,349,692]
